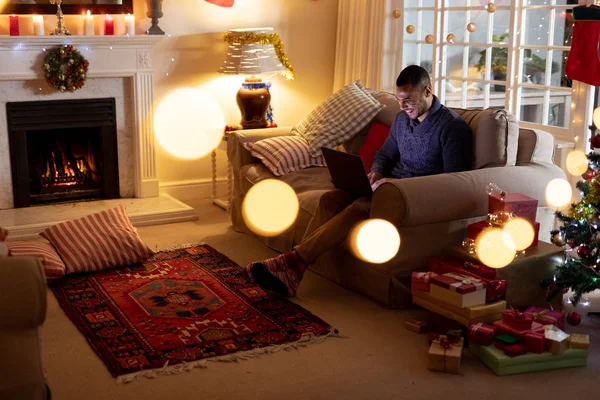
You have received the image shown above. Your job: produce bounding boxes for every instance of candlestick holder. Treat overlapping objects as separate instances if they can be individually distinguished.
[50,0,71,36]
[145,0,165,35]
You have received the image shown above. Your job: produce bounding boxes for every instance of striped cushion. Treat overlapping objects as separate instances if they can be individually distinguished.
[243,136,326,176]
[6,241,66,280]
[292,81,383,157]
[0,227,7,241]
[40,205,154,274]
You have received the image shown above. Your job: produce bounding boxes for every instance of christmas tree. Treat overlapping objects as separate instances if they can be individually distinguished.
[548,151,600,305]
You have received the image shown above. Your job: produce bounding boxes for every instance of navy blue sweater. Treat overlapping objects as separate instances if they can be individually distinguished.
[371,96,473,179]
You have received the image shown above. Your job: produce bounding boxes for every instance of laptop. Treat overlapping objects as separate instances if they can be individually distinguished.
[321,147,373,198]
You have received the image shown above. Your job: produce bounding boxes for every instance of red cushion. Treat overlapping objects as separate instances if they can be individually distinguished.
[359,122,391,172]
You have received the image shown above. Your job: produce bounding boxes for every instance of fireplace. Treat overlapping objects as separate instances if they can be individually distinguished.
[7,98,120,208]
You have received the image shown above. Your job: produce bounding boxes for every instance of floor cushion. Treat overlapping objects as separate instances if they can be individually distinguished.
[6,241,66,280]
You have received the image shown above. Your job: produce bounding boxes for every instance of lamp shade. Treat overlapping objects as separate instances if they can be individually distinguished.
[219,28,285,76]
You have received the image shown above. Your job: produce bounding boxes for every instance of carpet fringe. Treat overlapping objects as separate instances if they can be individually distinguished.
[153,242,206,253]
[116,329,343,384]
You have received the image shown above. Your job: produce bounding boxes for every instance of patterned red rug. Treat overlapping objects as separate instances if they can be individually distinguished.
[50,244,337,382]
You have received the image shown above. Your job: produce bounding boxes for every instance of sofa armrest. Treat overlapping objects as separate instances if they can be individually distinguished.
[0,257,46,330]
[370,163,566,227]
[226,127,294,171]
[517,128,555,164]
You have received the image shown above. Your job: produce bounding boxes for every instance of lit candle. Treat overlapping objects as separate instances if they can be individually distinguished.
[9,15,19,36]
[104,14,114,35]
[84,10,94,35]
[125,13,135,36]
[32,15,44,36]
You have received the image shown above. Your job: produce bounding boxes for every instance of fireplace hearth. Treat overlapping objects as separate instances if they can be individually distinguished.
[7,98,120,208]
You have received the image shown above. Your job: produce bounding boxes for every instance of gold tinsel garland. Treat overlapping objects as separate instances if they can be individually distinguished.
[223,32,295,80]
[572,179,600,220]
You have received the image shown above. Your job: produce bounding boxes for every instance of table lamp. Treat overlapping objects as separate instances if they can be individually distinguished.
[219,28,286,129]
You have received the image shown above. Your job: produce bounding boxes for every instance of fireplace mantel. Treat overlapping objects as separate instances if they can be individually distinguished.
[0,35,163,202]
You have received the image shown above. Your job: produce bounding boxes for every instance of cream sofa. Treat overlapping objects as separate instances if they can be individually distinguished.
[227,90,566,308]
[0,257,49,400]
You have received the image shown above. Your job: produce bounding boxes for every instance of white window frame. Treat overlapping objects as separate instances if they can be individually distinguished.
[392,0,592,144]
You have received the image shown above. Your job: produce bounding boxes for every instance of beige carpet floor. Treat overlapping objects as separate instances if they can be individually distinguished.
[42,200,600,400]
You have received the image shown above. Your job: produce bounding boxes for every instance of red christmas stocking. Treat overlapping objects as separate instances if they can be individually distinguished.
[205,0,234,7]
[565,5,600,86]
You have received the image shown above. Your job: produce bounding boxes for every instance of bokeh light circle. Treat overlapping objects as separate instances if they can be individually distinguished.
[349,219,401,264]
[545,178,572,208]
[242,179,299,237]
[503,218,535,251]
[475,228,516,269]
[565,150,589,176]
[154,88,225,159]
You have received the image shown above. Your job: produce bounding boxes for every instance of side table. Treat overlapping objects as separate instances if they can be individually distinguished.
[211,134,233,211]
[446,241,565,311]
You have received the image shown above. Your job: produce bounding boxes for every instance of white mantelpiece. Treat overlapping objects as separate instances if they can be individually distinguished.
[0,36,162,209]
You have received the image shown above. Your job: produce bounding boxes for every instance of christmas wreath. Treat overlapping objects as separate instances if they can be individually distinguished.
[44,45,89,92]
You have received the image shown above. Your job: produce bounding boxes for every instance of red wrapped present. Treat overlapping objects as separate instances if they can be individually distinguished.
[485,280,507,303]
[493,319,544,338]
[428,256,496,280]
[489,192,538,225]
[467,221,491,241]
[502,309,534,331]
[523,331,545,354]
[504,343,528,357]
[411,271,437,292]
[529,222,540,248]
[495,341,508,351]
[430,273,487,308]
[523,306,564,330]
[468,322,496,346]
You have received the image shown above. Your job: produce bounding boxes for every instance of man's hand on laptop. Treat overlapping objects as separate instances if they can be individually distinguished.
[368,171,383,186]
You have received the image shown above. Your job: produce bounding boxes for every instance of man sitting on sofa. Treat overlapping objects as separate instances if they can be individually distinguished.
[244,65,473,297]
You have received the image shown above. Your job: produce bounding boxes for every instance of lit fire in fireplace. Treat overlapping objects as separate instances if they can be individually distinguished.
[40,149,95,188]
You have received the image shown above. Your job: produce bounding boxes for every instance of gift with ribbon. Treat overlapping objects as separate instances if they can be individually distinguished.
[404,318,430,334]
[489,192,538,225]
[544,325,570,355]
[502,308,534,331]
[504,343,528,357]
[427,335,464,374]
[523,306,565,330]
[492,319,544,338]
[430,272,487,308]
[523,331,545,354]
[468,322,496,346]
[411,271,437,292]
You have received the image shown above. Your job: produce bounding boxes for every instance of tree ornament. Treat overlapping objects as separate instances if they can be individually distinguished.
[551,232,566,246]
[425,34,435,44]
[406,25,415,34]
[392,9,402,19]
[486,2,496,13]
[577,245,591,259]
[582,168,596,180]
[446,33,456,43]
[467,22,477,32]
[591,134,600,149]
[567,312,581,326]
[595,232,600,245]
[43,45,89,92]
[587,213,600,226]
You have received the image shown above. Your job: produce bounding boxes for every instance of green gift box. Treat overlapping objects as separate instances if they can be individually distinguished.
[469,342,588,376]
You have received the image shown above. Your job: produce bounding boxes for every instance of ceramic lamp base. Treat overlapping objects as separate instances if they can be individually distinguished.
[236,78,271,129]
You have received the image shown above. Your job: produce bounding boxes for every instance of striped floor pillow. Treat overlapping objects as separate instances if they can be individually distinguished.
[40,205,154,274]
[6,241,66,280]
[243,135,326,176]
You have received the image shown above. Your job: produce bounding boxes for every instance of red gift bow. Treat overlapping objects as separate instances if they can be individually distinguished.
[507,308,529,320]
[524,309,558,324]
[432,334,459,373]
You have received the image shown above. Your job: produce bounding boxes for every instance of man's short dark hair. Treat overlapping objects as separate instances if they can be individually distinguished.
[396,65,431,90]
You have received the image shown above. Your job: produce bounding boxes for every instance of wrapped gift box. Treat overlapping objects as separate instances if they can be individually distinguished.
[404,318,429,333]
[529,222,540,248]
[544,325,570,355]
[523,331,545,354]
[430,273,487,308]
[469,343,588,376]
[504,343,528,357]
[468,322,496,346]
[489,192,538,224]
[523,306,564,330]
[411,271,436,292]
[495,341,508,351]
[493,319,544,338]
[428,337,464,374]
[427,257,505,303]
[568,334,590,350]
[495,333,519,345]
[502,309,534,331]
[467,221,491,241]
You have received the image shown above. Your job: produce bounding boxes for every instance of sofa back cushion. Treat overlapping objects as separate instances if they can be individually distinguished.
[450,108,518,169]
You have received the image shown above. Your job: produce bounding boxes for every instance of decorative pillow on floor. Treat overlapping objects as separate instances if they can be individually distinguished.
[359,121,391,172]
[0,227,8,258]
[40,205,154,274]
[6,241,66,280]
[243,135,326,176]
[292,81,384,157]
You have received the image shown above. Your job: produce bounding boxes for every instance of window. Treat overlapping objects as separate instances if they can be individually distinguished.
[397,0,583,140]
